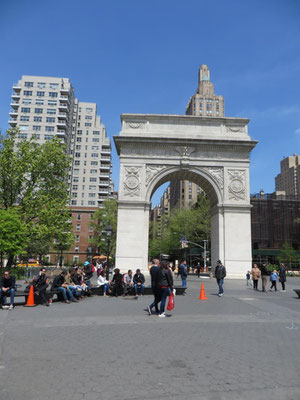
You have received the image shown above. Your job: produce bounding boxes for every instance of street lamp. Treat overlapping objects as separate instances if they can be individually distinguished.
[104,224,113,280]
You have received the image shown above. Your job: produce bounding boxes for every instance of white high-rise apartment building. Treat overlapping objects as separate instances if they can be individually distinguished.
[9,75,113,208]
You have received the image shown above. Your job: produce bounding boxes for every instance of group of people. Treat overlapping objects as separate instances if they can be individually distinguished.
[96,268,146,297]
[246,263,287,292]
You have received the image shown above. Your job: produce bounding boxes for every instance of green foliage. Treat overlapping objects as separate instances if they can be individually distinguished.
[149,193,210,258]
[278,242,299,265]
[90,199,117,256]
[0,128,73,260]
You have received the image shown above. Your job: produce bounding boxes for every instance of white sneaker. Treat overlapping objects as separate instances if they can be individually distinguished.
[158,313,166,318]
[8,305,14,310]
[2,305,9,310]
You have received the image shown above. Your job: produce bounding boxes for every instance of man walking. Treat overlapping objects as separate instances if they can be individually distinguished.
[147,259,160,315]
[260,263,269,292]
[215,260,226,297]
[178,260,188,287]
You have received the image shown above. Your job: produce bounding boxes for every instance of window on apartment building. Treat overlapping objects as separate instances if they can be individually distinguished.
[22,99,31,105]
[20,116,29,121]
[18,133,28,139]
[77,214,81,220]
[86,108,93,113]
[82,177,85,182]
[37,91,45,97]
[73,177,79,182]
[36,100,44,105]
[49,92,58,97]
[75,235,80,242]
[92,146,99,150]
[74,169,79,174]
[21,107,30,113]
[45,126,54,132]
[88,201,95,206]
[37,82,46,88]
[75,246,79,253]
[74,160,80,166]
[90,169,97,174]
[85,123,91,127]
[44,135,53,140]
[93,131,100,135]
[35,108,43,114]
[77,123,80,127]
[84,161,87,166]
[91,161,98,166]
[24,82,33,87]
[23,90,32,96]
[89,185,96,190]
[89,193,96,197]
[47,109,56,114]
[86,138,89,143]
[32,134,40,139]
[33,126,41,131]
[72,185,78,190]
[48,100,57,106]
[77,130,82,135]
[90,178,97,182]
[71,200,77,205]
[76,137,82,142]
[91,153,98,158]
[72,192,78,198]
[19,125,29,130]
[46,117,55,123]
[50,83,59,89]
[34,116,42,122]
[75,152,81,158]
[76,145,81,150]
[88,235,93,241]
[78,107,82,112]
[92,138,99,142]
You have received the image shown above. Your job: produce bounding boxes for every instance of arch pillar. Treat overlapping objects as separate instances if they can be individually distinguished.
[115,200,151,274]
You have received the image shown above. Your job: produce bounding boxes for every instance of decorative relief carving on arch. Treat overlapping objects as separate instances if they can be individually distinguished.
[201,167,224,191]
[227,169,246,201]
[175,146,196,158]
[123,166,141,197]
[145,165,165,187]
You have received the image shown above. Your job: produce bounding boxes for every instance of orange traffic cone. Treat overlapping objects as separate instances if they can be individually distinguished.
[198,282,208,300]
[24,284,37,307]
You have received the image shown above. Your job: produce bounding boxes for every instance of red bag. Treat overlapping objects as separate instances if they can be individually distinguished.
[92,266,95,273]
[167,292,175,311]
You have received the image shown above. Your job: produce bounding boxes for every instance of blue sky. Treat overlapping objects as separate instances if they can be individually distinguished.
[1,0,300,206]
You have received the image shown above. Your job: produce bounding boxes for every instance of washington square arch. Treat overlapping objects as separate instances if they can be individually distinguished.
[114,113,257,278]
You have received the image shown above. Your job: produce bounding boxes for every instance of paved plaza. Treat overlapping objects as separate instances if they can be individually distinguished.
[1,275,300,400]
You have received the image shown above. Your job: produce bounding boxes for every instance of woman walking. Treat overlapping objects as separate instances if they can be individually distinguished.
[279,263,286,292]
[157,261,174,318]
[251,264,261,290]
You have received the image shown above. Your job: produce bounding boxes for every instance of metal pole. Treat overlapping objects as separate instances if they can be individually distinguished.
[106,238,111,281]
[204,240,207,272]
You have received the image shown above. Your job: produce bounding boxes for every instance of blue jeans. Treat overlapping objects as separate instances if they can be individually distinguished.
[0,288,15,305]
[181,277,187,287]
[217,278,224,294]
[102,283,109,294]
[134,283,144,295]
[159,287,171,314]
[57,286,74,301]
[68,285,79,297]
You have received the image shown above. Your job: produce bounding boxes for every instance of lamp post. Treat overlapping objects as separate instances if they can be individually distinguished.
[104,224,113,280]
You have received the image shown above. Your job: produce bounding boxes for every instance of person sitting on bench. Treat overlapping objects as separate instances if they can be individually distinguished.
[133,269,145,296]
[51,271,78,303]
[123,270,134,295]
[0,270,16,310]
[97,270,109,296]
[33,268,50,306]
[109,268,123,297]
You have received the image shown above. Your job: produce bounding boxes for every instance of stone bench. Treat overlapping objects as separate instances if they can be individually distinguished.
[91,285,187,296]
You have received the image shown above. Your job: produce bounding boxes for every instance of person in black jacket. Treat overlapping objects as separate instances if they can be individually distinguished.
[51,271,78,303]
[33,268,49,306]
[109,268,123,297]
[260,263,269,292]
[279,263,287,292]
[157,262,174,317]
[0,270,16,310]
[215,260,226,297]
[147,259,160,315]
[133,269,145,296]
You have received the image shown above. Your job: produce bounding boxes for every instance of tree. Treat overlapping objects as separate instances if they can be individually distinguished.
[90,199,118,256]
[0,209,27,267]
[0,128,74,260]
[278,242,299,268]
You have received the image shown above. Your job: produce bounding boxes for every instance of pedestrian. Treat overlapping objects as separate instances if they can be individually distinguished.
[278,263,286,292]
[269,270,278,292]
[260,263,269,292]
[246,271,251,286]
[251,264,261,290]
[196,262,201,278]
[178,260,188,287]
[83,261,93,290]
[215,260,226,297]
[157,261,174,318]
[147,259,160,315]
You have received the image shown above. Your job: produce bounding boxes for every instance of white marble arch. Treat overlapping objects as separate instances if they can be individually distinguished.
[114,114,257,278]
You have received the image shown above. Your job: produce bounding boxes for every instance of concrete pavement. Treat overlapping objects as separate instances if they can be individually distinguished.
[1,275,300,400]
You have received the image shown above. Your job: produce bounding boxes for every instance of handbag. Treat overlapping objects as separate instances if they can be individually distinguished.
[167,292,175,311]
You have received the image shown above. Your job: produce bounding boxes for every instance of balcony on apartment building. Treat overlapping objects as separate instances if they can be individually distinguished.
[100,155,111,162]
[58,112,68,120]
[60,87,69,95]
[101,148,111,155]
[59,95,69,103]
[12,84,21,92]
[98,188,110,194]
[11,92,20,99]
[99,180,110,186]
[99,164,110,171]
[58,103,68,111]
[99,172,110,178]
[10,101,20,108]
[57,120,67,129]
[8,118,17,126]
[9,110,18,117]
